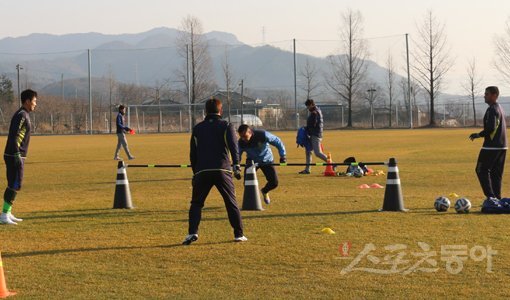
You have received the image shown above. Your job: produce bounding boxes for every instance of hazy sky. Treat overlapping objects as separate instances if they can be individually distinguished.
[1,0,509,95]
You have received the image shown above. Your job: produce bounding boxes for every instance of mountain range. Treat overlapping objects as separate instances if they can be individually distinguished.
[0,27,420,104]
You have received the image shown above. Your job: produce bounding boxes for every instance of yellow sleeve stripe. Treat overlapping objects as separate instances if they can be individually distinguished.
[490,119,500,140]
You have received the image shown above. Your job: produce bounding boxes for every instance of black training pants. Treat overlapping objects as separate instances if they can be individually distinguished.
[188,171,244,237]
[245,163,279,194]
[475,149,506,199]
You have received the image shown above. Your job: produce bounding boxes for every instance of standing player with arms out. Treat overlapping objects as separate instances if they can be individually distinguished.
[1,89,37,225]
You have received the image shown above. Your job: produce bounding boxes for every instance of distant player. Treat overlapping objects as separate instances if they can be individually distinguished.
[114,105,135,160]
[1,89,37,225]
[299,99,331,174]
[238,124,286,204]
[469,86,507,201]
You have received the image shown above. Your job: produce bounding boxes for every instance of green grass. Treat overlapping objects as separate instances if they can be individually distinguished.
[1,129,510,299]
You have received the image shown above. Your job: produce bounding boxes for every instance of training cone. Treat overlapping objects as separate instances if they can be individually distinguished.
[370,183,384,189]
[324,152,336,176]
[380,158,407,212]
[113,161,133,209]
[0,253,16,298]
[242,162,264,211]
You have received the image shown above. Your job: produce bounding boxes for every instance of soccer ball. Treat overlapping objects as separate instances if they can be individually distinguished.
[454,198,471,213]
[353,167,364,178]
[434,196,450,212]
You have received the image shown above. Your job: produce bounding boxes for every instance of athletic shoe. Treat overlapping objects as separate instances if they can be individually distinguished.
[234,236,248,242]
[9,213,23,222]
[114,157,122,160]
[182,234,198,245]
[298,170,310,174]
[262,190,271,205]
[128,156,136,160]
[0,213,17,225]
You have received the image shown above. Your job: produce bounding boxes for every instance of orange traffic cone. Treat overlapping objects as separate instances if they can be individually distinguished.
[0,252,16,298]
[324,152,336,176]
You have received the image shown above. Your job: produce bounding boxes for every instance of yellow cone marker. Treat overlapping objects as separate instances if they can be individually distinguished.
[321,227,335,234]
[449,192,459,199]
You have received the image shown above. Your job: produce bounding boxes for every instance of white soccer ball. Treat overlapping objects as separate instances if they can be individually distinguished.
[353,167,364,178]
[454,198,471,213]
[434,196,450,212]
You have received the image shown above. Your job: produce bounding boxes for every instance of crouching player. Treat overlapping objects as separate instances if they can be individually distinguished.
[238,125,286,205]
[1,89,37,225]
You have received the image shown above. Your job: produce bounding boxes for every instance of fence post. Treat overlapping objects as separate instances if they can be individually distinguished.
[395,105,399,127]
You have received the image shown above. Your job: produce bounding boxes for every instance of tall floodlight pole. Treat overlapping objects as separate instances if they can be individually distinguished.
[88,49,93,134]
[405,33,413,129]
[16,64,22,107]
[293,38,298,129]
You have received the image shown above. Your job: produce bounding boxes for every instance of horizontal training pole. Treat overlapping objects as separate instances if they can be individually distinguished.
[126,162,387,168]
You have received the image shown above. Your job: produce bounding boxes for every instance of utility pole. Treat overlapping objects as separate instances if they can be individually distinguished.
[293,38,298,129]
[88,49,92,134]
[405,33,412,129]
[240,79,244,125]
[186,44,192,132]
[16,64,22,107]
[109,74,113,133]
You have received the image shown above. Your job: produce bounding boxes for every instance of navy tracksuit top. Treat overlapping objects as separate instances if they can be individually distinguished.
[190,114,240,175]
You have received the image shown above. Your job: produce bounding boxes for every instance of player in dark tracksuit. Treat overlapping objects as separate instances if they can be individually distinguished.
[470,86,507,200]
[299,98,330,174]
[114,105,135,160]
[238,125,286,205]
[1,89,38,225]
[183,98,246,245]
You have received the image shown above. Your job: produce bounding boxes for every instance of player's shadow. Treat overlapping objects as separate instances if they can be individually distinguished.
[24,208,192,220]
[167,209,379,224]
[2,241,232,258]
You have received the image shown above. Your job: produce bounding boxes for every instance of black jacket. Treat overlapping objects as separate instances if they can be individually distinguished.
[306,106,323,138]
[479,103,507,150]
[190,114,240,175]
[4,108,31,157]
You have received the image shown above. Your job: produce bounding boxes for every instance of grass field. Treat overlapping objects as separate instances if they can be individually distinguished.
[1,129,510,299]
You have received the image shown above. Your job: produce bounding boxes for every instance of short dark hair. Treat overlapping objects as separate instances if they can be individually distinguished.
[21,89,37,103]
[118,105,125,112]
[305,99,315,106]
[486,86,499,97]
[205,98,222,114]
[238,124,250,134]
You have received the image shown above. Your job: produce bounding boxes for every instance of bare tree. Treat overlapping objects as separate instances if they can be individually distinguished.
[495,18,510,84]
[299,58,321,99]
[176,15,215,126]
[326,9,368,127]
[385,53,397,127]
[462,58,482,126]
[412,10,453,126]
